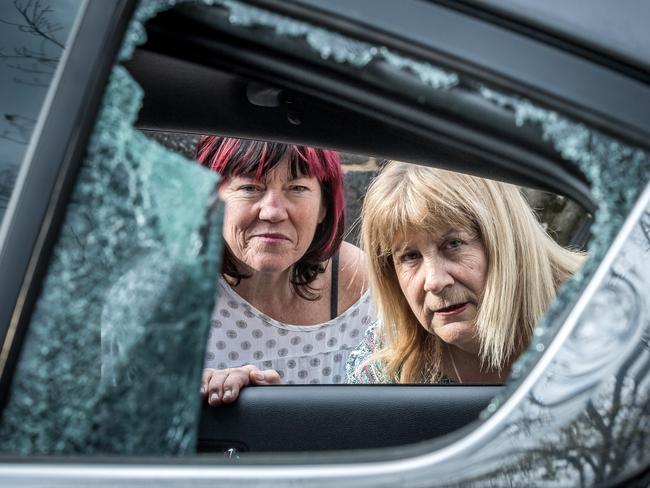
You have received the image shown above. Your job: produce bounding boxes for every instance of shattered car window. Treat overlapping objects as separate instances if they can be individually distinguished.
[0,0,82,227]
[0,2,223,452]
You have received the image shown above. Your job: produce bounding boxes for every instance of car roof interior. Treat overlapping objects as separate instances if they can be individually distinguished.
[125,6,596,213]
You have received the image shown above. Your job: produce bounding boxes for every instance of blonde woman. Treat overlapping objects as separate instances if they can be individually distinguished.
[346,162,585,384]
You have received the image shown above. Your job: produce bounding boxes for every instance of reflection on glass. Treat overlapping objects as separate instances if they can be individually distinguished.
[0,0,83,225]
[0,66,223,455]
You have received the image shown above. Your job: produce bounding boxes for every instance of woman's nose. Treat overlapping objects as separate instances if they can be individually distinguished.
[258,191,289,222]
[423,260,454,294]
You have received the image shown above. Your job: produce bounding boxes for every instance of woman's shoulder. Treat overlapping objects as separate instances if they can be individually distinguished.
[337,241,368,310]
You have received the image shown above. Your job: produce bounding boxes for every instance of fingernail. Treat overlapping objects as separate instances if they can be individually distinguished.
[209,393,218,403]
[223,389,232,399]
[255,372,264,381]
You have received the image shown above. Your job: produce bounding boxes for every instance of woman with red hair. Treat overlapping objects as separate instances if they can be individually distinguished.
[198,136,373,405]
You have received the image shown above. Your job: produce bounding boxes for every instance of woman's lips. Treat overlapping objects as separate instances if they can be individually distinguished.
[254,233,290,244]
[434,302,469,317]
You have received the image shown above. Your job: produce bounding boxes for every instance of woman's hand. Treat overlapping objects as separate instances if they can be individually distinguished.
[201,365,281,406]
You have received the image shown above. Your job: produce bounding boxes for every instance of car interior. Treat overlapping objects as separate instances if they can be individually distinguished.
[111,3,596,454]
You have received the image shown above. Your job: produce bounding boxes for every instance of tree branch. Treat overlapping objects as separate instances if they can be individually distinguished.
[13,0,65,49]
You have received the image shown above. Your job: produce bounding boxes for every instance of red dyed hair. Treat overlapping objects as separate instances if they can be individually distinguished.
[197,136,346,299]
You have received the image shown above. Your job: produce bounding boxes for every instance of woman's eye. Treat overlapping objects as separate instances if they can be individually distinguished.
[446,239,465,250]
[398,251,420,263]
[289,185,309,193]
[238,184,260,193]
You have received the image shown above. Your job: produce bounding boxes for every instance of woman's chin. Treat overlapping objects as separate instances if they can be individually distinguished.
[247,258,295,275]
[431,321,477,350]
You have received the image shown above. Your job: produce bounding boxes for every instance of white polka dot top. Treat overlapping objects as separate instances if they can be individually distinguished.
[204,277,376,384]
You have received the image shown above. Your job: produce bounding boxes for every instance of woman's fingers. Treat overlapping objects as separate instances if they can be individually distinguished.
[206,368,232,406]
[201,368,215,397]
[203,366,282,406]
[250,368,282,385]
[221,367,254,404]
[203,365,255,406]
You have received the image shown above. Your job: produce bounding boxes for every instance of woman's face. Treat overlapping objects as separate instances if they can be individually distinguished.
[219,156,326,275]
[392,226,487,354]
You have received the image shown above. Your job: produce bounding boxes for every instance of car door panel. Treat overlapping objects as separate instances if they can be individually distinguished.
[198,385,501,452]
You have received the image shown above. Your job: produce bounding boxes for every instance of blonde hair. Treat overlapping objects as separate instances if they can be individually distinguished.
[361,162,585,383]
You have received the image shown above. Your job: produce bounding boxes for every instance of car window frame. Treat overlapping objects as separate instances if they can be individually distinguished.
[281,0,650,149]
[0,0,137,410]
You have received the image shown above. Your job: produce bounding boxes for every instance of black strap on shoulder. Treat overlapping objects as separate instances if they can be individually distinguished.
[330,252,339,320]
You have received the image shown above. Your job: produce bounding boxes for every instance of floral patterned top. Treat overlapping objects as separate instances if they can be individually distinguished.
[345,321,455,384]
[345,321,391,383]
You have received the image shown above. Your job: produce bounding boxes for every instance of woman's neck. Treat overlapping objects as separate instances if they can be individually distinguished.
[225,268,332,326]
[444,344,510,384]
[227,269,296,307]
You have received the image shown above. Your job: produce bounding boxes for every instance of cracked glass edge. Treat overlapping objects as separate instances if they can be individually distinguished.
[185,0,460,89]
[0,0,222,455]
[477,87,650,417]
